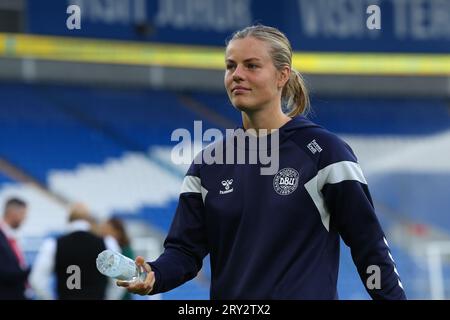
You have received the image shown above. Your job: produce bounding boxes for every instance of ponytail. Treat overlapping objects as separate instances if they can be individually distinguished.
[282,68,310,117]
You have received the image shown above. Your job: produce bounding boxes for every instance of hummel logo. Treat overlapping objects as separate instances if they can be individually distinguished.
[220,179,234,194]
[307,139,322,154]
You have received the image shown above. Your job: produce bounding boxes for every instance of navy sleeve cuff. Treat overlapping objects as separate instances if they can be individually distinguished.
[148,261,162,295]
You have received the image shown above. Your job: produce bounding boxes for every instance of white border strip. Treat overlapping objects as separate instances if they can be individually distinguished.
[180,175,208,204]
[304,161,367,231]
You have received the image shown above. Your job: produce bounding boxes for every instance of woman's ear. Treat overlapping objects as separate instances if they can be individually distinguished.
[277,65,291,89]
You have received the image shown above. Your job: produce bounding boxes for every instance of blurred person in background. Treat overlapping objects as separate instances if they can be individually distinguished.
[118,25,406,300]
[100,217,135,300]
[0,197,30,300]
[29,203,124,300]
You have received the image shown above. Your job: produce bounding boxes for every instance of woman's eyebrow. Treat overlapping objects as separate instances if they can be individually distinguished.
[225,57,261,63]
[243,58,261,63]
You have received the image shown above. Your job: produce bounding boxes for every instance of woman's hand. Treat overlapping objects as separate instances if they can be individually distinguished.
[116,256,155,295]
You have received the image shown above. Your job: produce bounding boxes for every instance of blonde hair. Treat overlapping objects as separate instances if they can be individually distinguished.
[227,24,310,117]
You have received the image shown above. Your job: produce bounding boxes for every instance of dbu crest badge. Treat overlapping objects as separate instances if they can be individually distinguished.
[273,168,299,196]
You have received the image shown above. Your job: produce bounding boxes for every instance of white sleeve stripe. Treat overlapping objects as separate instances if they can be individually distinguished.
[181,175,201,194]
[388,252,395,262]
[304,161,367,232]
[304,176,330,231]
[317,161,367,187]
[180,175,208,204]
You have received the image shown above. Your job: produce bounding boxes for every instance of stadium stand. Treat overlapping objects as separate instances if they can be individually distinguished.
[1,82,449,299]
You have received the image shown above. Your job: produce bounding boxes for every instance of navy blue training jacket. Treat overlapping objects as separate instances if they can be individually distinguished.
[148,115,406,300]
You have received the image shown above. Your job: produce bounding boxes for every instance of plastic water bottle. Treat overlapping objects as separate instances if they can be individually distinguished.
[96,249,147,283]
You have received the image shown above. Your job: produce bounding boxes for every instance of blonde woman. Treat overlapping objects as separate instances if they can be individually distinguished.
[118,25,406,300]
